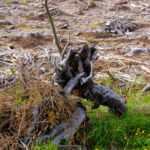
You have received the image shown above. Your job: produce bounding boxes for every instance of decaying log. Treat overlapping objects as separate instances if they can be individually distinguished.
[34,104,86,144]
[53,105,86,144]
[23,104,39,145]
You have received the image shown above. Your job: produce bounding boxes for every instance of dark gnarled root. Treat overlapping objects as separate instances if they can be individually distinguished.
[79,80,127,116]
[53,44,127,116]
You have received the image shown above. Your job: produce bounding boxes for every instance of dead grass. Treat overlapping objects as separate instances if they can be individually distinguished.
[0,58,76,149]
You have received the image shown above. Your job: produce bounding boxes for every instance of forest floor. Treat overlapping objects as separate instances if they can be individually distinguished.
[0,0,150,149]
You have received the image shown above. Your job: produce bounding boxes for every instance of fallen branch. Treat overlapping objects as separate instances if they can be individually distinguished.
[106,70,116,81]
[61,35,70,60]
[0,78,18,90]
[33,104,86,144]
[19,140,29,150]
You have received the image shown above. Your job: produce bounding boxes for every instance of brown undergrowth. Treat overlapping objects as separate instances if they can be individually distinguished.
[0,58,75,149]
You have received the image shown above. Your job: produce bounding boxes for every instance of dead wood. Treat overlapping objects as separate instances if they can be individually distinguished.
[106,70,116,81]
[34,104,86,144]
[104,20,137,34]
[21,103,86,147]
[142,84,150,93]
[54,44,127,115]
[0,55,77,149]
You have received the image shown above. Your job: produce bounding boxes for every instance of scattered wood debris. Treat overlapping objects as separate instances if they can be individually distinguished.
[104,20,137,34]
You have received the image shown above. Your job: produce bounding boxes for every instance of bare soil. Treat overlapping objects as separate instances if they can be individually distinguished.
[0,0,150,84]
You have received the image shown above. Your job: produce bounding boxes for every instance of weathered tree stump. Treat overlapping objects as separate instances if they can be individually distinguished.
[54,43,127,115]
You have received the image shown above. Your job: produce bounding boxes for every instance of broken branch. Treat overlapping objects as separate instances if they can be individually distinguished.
[142,83,150,93]
[61,35,70,60]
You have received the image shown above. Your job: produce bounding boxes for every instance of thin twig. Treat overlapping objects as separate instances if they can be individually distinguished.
[142,84,150,93]
[106,70,116,81]
[19,140,29,150]
[44,0,62,54]
[0,119,11,130]
[59,49,74,70]
[17,113,25,138]
[0,78,18,92]
[0,78,18,89]
[61,35,70,60]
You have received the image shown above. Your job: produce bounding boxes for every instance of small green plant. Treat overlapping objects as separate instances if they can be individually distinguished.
[23,0,29,6]
[16,89,21,95]
[5,1,11,6]
[35,24,40,28]
[81,85,150,149]
[14,98,25,104]
[102,76,112,87]
[10,67,15,74]
[14,81,24,104]
[33,140,58,150]
[59,138,68,145]
[17,81,21,86]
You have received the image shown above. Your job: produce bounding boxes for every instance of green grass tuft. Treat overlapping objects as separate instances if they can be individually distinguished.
[82,83,150,150]
[33,140,58,150]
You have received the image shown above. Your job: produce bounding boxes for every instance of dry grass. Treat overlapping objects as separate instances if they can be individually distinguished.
[0,58,76,149]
